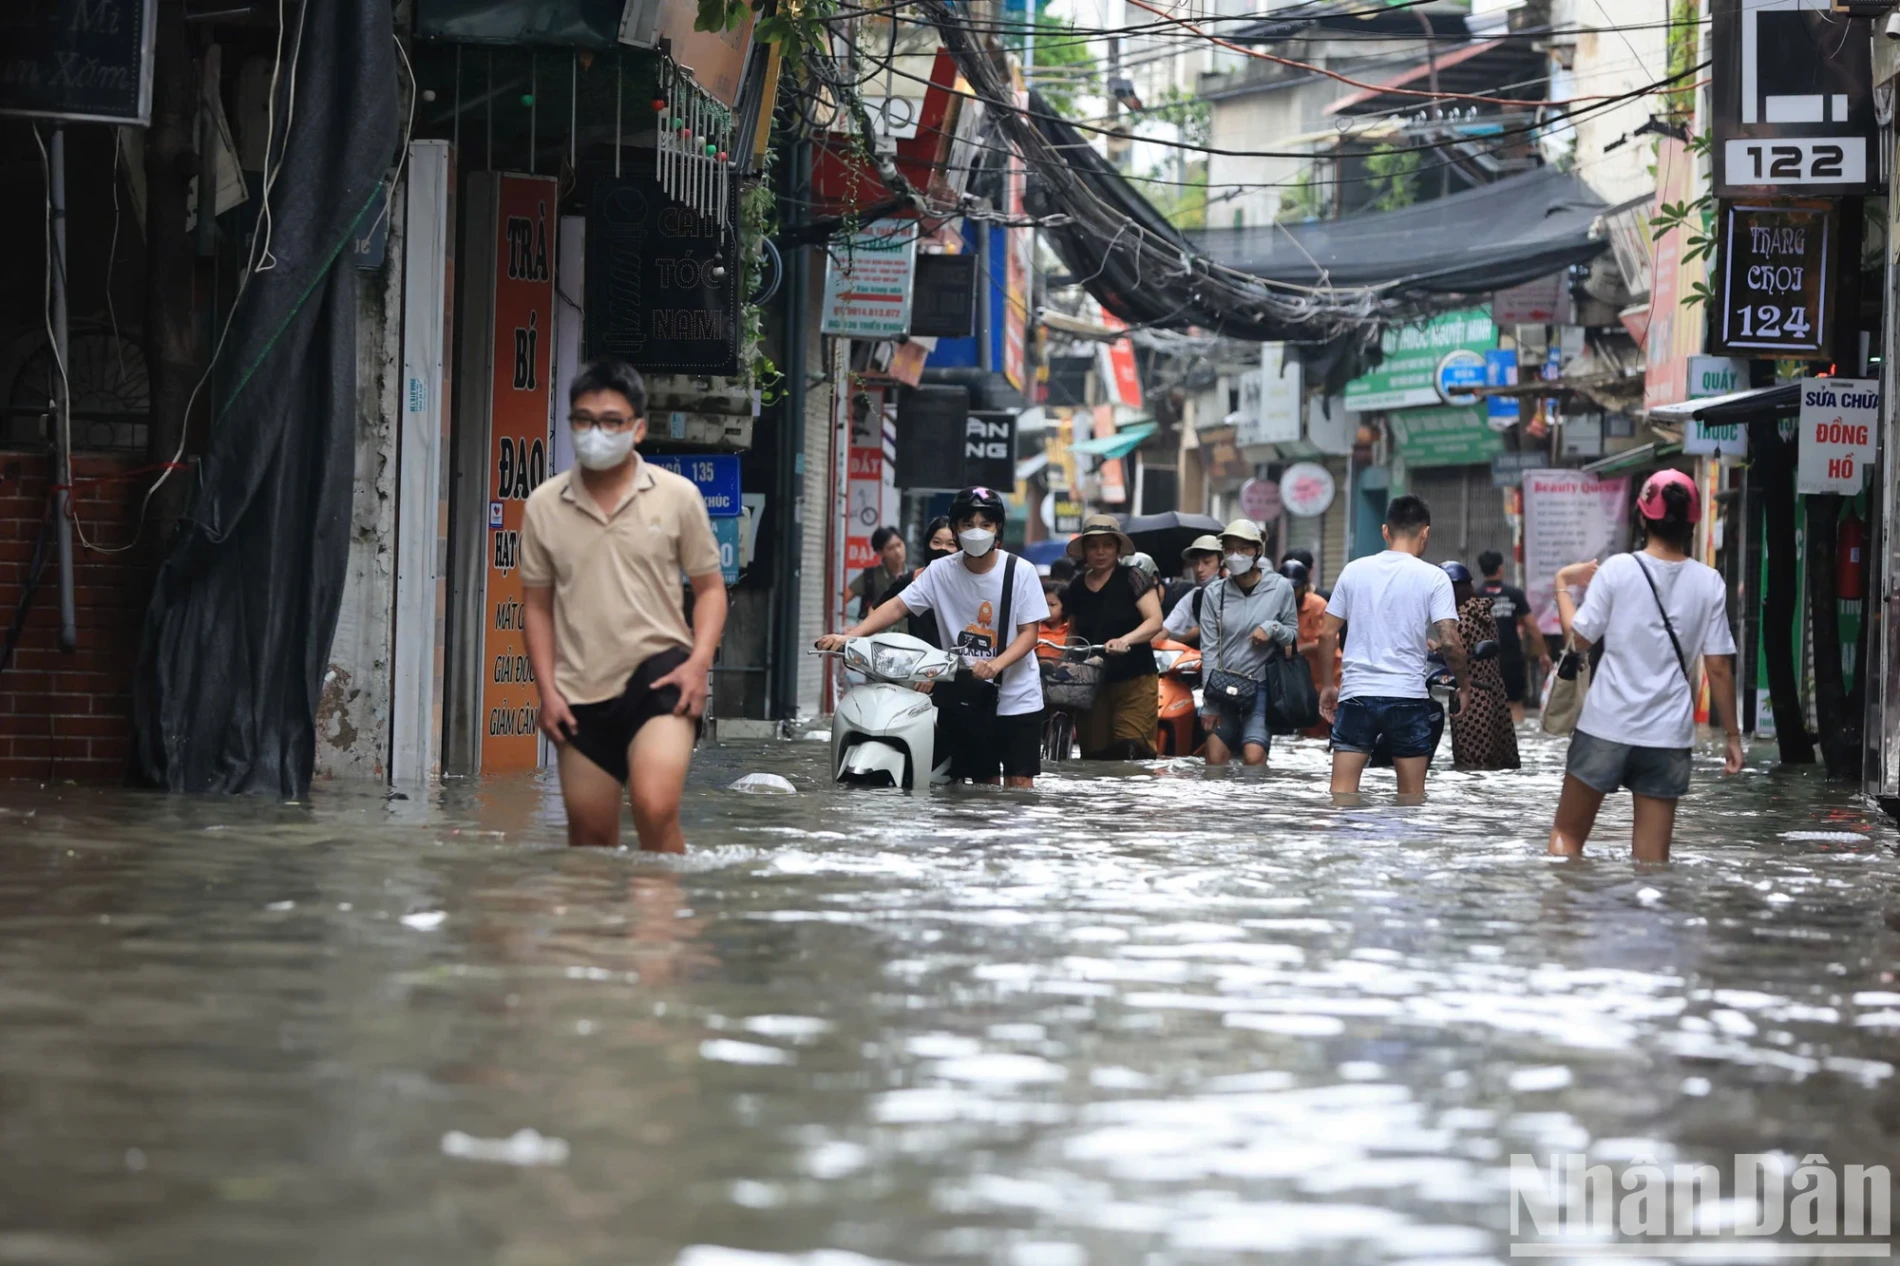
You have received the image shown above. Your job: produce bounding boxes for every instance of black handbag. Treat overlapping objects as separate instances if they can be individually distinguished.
[1266,646,1320,733]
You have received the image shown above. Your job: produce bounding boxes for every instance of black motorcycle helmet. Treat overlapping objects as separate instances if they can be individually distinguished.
[948,485,1006,527]
[1277,558,1309,586]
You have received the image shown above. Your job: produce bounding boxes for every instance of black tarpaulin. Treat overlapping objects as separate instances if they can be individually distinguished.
[132,0,399,795]
[1189,165,1609,295]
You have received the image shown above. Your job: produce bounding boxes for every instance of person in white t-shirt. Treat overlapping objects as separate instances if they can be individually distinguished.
[1549,469,1741,861]
[817,487,1048,786]
[1316,495,1468,800]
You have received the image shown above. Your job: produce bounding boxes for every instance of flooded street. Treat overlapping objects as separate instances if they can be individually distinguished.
[1,730,1897,1265]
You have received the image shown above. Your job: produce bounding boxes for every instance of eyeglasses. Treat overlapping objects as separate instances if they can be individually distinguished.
[569,411,637,433]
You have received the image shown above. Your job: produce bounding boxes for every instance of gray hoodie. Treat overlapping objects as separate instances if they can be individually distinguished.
[1198,570,1299,681]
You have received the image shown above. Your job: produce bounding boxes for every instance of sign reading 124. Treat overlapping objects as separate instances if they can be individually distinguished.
[1713,201,1833,358]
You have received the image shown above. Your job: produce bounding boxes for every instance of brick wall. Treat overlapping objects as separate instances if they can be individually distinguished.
[0,453,154,783]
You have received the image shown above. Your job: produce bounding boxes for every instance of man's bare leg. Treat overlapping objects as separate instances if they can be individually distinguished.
[626,715,697,853]
[1330,749,1370,796]
[1548,774,1606,856]
[558,745,625,848]
[1393,754,1430,802]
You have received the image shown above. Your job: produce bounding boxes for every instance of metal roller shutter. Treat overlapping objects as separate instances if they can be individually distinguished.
[1409,464,1513,568]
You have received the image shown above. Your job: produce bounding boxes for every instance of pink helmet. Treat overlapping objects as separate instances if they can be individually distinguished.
[1637,468,1699,522]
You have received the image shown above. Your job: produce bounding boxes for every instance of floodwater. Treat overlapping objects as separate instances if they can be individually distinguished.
[0,729,1897,1266]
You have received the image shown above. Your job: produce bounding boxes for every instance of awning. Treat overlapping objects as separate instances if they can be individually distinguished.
[1189,165,1609,297]
[1581,441,1682,475]
[1069,421,1159,459]
[1647,382,1800,425]
[1014,451,1050,482]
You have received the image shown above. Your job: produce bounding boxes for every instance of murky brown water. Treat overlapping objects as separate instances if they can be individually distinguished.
[0,730,1896,1266]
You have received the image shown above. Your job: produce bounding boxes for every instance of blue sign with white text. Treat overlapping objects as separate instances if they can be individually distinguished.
[1485,348,1519,427]
[712,516,743,582]
[648,454,741,517]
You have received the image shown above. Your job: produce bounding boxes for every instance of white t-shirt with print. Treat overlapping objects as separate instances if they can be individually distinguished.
[1325,549,1459,701]
[900,551,1050,716]
[1572,551,1735,749]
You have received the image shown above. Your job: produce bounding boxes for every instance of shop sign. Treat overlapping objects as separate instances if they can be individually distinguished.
[1682,355,1751,457]
[1099,311,1143,408]
[1711,0,1877,196]
[1434,349,1487,407]
[1042,493,1085,534]
[646,454,741,516]
[1492,272,1572,325]
[482,174,559,771]
[586,174,739,376]
[1237,343,1302,447]
[1199,425,1249,485]
[1796,376,1877,494]
[1712,200,1834,358]
[1092,404,1128,504]
[821,219,917,338]
[711,517,743,584]
[1485,349,1520,431]
[0,0,157,124]
[1490,450,1546,488]
[1388,406,1503,467]
[1280,461,1336,518]
[1523,469,1632,635]
[1239,478,1282,523]
[1345,309,1496,412]
[1004,122,1030,391]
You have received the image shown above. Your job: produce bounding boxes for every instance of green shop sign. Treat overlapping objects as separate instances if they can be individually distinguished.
[1387,406,1504,467]
[1345,309,1498,412]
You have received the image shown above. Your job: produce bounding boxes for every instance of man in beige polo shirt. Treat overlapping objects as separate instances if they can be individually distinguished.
[520,360,727,851]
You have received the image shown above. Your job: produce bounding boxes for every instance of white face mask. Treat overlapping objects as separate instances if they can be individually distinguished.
[958,528,997,558]
[573,426,636,471]
[1224,552,1257,576]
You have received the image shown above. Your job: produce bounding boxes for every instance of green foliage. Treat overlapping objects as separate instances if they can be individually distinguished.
[1366,144,1420,212]
[1027,14,1097,115]
[1140,158,1208,230]
[1139,87,1210,148]
[1650,147,1717,307]
[739,173,784,398]
[1276,167,1323,223]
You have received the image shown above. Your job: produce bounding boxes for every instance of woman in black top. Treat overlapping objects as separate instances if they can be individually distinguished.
[1061,515,1165,759]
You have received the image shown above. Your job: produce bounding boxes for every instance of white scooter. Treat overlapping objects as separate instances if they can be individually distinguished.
[820,632,962,789]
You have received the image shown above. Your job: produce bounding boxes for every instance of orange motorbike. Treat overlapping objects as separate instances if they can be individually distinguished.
[1152,635,1205,757]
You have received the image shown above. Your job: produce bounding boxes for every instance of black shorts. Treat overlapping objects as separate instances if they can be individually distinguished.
[564,648,697,784]
[1500,655,1528,704]
[943,708,1043,781]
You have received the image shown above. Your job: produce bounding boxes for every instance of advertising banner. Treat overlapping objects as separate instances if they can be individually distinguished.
[1644,139,1709,410]
[1345,309,1496,412]
[481,174,558,771]
[1523,469,1632,635]
[821,220,917,338]
[1237,342,1301,447]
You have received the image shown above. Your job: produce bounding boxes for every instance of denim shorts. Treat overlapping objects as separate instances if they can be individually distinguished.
[1566,729,1692,799]
[1210,682,1271,753]
[1331,695,1439,759]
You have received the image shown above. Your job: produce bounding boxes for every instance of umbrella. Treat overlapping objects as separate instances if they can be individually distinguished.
[1118,511,1225,565]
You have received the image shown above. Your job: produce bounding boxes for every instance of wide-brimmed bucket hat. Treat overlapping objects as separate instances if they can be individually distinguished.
[1067,513,1136,560]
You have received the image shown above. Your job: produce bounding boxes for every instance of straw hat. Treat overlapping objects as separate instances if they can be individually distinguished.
[1219,518,1265,546]
[1066,513,1136,560]
[1181,533,1223,559]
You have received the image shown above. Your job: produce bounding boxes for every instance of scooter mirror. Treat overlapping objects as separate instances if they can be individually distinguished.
[1472,639,1500,661]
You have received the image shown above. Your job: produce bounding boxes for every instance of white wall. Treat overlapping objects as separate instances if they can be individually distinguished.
[1552,0,1677,206]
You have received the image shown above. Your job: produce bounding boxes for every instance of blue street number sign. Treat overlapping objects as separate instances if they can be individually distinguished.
[648,454,741,517]
[712,516,742,583]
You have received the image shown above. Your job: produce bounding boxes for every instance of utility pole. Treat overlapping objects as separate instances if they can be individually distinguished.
[49,126,75,651]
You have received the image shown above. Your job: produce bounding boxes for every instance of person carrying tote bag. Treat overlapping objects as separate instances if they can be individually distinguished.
[1540,635,1592,736]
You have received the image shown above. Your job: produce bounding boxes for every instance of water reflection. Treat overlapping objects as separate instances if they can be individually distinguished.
[0,731,1895,1265]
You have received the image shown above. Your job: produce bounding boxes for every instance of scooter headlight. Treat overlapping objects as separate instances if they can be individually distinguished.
[843,642,874,673]
[1154,649,1181,673]
[871,646,925,679]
